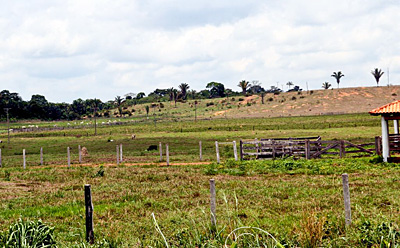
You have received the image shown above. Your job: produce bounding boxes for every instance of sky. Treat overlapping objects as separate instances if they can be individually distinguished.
[0,0,399,103]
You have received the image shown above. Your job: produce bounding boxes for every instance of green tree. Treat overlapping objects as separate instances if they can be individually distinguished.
[114,96,124,115]
[286,81,294,90]
[331,71,344,89]
[238,80,251,95]
[206,82,225,98]
[178,83,190,100]
[322,82,331,90]
[371,68,384,87]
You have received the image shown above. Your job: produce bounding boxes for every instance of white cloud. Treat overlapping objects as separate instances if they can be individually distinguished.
[0,0,399,103]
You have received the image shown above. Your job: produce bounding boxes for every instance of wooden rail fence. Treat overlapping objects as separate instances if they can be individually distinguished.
[240,137,375,160]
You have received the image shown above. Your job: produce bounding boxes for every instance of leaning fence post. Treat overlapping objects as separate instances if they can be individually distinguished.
[116,145,119,165]
[40,147,43,165]
[233,141,238,161]
[67,147,71,167]
[84,184,94,244]
[23,149,26,169]
[210,179,216,227]
[78,145,82,164]
[199,141,202,161]
[166,144,169,166]
[159,142,163,162]
[215,141,220,163]
[342,173,351,226]
[120,144,123,162]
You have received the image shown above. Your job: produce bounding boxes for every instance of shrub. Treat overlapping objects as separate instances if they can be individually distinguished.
[0,219,56,247]
[206,102,214,107]
[238,98,244,101]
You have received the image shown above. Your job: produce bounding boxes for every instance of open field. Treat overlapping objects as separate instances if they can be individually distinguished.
[1,112,400,247]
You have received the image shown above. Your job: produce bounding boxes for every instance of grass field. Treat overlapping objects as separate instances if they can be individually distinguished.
[1,113,400,247]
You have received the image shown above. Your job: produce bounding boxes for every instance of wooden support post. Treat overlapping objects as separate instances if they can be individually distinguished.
[78,145,82,164]
[394,120,399,134]
[120,144,123,162]
[342,173,351,226]
[233,141,238,161]
[166,144,169,166]
[199,141,202,161]
[116,145,119,165]
[375,136,382,155]
[84,184,94,244]
[159,142,163,162]
[67,147,71,167]
[215,141,220,163]
[23,149,26,169]
[305,140,310,159]
[381,117,390,162]
[209,179,216,227]
[40,147,43,165]
[0,149,2,167]
[340,140,346,158]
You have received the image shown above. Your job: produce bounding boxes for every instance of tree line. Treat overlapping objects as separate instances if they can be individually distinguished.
[0,69,386,121]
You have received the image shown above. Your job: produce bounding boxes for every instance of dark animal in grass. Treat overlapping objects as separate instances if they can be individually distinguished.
[146,145,158,151]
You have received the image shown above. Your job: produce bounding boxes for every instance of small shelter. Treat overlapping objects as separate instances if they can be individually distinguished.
[369,100,400,162]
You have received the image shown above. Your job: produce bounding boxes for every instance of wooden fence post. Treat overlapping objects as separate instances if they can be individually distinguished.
[23,149,26,169]
[166,144,169,166]
[375,136,382,155]
[159,142,162,162]
[199,141,202,161]
[340,140,346,158]
[120,144,123,162]
[305,140,310,159]
[0,149,2,167]
[116,145,119,165]
[78,145,82,164]
[210,179,216,227]
[215,141,220,164]
[67,147,71,167]
[233,141,238,161]
[40,147,43,165]
[342,173,351,226]
[84,184,94,244]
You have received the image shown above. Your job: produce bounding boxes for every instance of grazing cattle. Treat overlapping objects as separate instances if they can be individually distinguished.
[0,140,2,143]
[146,145,157,151]
[131,134,136,139]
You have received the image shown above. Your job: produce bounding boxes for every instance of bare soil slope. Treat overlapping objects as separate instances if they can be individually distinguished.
[221,86,400,118]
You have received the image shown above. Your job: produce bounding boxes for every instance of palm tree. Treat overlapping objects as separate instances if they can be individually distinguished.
[331,71,344,89]
[179,83,190,100]
[114,96,124,115]
[238,80,251,95]
[286,81,294,90]
[322,82,331,90]
[371,68,384,87]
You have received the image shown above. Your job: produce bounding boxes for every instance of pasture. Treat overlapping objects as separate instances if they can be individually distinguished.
[1,113,400,247]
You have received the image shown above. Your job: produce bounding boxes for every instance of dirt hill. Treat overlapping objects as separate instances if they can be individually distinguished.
[112,86,400,120]
[210,86,400,119]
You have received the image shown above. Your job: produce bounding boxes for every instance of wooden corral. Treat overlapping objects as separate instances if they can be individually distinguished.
[240,137,375,160]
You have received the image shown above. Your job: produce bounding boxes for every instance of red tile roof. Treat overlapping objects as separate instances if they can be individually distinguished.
[369,100,400,115]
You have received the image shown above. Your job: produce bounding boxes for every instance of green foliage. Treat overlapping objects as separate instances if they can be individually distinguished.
[0,218,56,248]
[92,166,105,178]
